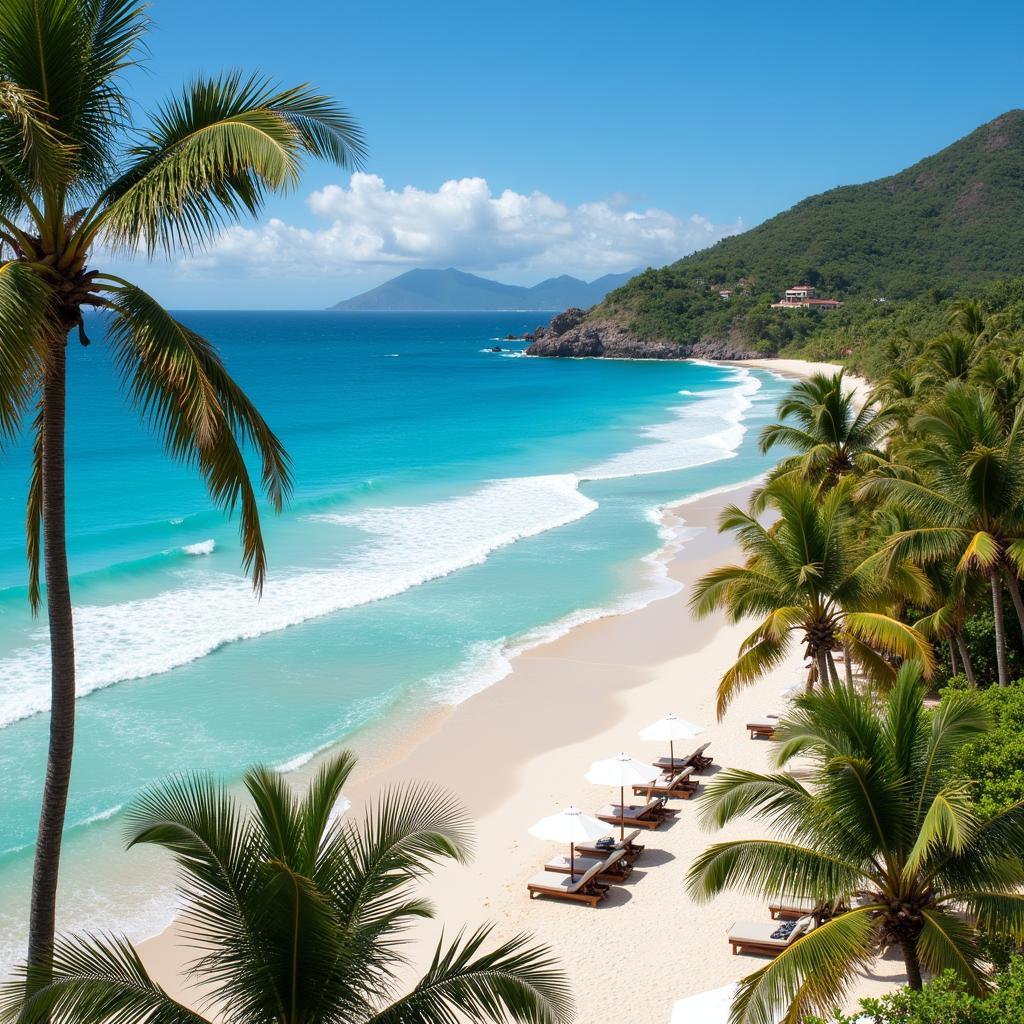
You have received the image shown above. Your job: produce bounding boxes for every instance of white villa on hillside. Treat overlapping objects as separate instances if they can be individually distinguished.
[771,283,842,309]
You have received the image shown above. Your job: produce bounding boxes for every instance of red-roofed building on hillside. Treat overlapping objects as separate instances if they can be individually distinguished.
[771,284,842,310]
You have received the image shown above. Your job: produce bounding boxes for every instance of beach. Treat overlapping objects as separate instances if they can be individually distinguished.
[139,359,900,1023]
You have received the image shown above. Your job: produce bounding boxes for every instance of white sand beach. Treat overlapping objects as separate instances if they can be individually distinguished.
[138,358,899,1022]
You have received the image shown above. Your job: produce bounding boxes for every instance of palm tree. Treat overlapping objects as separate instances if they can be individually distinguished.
[689,477,934,717]
[757,372,887,498]
[914,566,980,686]
[687,665,1024,1024]
[865,384,1024,686]
[0,0,364,972]
[2,752,572,1024]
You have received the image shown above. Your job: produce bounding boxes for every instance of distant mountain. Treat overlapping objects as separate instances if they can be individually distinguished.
[328,268,637,311]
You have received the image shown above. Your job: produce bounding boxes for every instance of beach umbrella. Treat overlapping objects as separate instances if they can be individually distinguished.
[528,805,609,881]
[585,752,658,839]
[639,712,703,766]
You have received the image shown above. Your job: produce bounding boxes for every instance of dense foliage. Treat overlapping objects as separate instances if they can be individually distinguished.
[947,682,1024,817]
[811,957,1024,1024]
[584,112,1024,371]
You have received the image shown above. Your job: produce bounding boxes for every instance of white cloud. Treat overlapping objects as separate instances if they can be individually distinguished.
[182,173,742,280]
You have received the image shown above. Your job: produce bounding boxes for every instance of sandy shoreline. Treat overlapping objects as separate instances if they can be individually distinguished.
[138,357,898,1021]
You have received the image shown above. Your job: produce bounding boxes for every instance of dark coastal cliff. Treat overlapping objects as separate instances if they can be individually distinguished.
[524,308,758,360]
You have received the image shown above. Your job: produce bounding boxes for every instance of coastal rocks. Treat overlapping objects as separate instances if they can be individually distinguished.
[525,311,760,360]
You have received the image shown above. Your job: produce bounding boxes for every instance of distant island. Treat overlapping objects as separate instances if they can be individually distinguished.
[328,267,637,311]
[528,110,1024,375]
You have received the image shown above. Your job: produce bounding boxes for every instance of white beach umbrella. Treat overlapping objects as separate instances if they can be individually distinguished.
[585,752,659,839]
[670,985,738,1024]
[639,712,703,766]
[528,805,609,881]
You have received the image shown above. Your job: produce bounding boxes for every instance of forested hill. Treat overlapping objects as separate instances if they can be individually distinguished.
[531,112,1024,371]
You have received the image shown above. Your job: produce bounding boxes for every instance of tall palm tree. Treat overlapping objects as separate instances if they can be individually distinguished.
[913,566,980,686]
[689,477,934,718]
[1,752,571,1024]
[757,372,887,495]
[687,665,1024,1024]
[0,0,364,972]
[865,384,1024,686]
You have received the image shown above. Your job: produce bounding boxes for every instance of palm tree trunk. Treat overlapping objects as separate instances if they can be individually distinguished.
[948,638,959,676]
[842,641,853,685]
[27,344,76,974]
[826,650,841,687]
[816,649,832,691]
[955,632,976,687]
[991,569,1010,687]
[1004,569,1024,641]
[900,939,923,991]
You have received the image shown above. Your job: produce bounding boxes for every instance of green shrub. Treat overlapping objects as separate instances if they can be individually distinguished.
[948,682,1024,816]
[807,956,1024,1023]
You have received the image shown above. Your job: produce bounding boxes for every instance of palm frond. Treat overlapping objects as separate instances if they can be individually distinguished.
[96,72,364,255]
[0,932,210,1024]
[729,908,878,1024]
[365,925,572,1024]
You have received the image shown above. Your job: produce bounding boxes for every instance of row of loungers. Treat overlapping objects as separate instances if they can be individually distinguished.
[526,743,714,907]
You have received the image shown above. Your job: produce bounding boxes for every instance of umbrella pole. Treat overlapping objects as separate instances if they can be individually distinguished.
[620,785,625,840]
[570,842,575,882]
[670,739,674,767]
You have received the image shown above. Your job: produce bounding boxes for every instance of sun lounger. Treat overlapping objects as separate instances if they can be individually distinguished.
[632,765,699,800]
[653,741,713,775]
[729,915,813,956]
[575,828,645,864]
[768,895,817,920]
[596,797,675,831]
[747,721,777,739]
[527,859,611,907]
[768,895,848,921]
[544,848,631,880]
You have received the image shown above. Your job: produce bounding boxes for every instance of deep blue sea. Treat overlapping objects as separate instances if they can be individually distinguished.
[0,311,788,967]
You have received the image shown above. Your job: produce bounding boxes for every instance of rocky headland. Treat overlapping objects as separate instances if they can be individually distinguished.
[523,308,759,360]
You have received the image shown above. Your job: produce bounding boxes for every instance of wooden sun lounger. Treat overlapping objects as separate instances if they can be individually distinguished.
[632,765,699,800]
[654,741,713,776]
[544,848,631,880]
[768,896,817,920]
[527,859,611,907]
[747,721,777,739]
[575,828,645,864]
[728,917,812,957]
[596,797,675,831]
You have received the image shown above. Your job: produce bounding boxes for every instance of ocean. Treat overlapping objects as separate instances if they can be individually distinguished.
[0,311,788,969]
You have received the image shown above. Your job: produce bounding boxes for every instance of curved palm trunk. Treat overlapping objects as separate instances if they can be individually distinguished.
[27,344,76,973]
[991,569,1010,687]
[1004,569,1024,642]
[900,939,923,991]
[948,639,959,677]
[955,632,976,687]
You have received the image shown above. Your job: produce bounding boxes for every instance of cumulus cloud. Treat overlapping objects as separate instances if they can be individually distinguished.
[183,173,741,279]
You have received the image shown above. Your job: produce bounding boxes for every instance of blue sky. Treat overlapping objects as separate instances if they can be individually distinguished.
[114,0,1024,308]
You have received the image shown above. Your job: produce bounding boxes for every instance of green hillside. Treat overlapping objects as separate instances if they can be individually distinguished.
[590,111,1024,371]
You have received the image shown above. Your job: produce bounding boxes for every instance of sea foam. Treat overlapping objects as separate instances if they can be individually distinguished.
[0,475,598,728]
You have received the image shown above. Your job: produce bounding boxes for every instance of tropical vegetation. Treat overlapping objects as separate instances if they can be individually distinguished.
[687,666,1024,1024]
[0,752,572,1024]
[813,956,1024,1024]
[562,113,1024,372]
[0,0,364,975]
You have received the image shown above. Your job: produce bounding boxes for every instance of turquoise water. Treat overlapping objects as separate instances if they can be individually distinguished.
[0,311,788,965]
